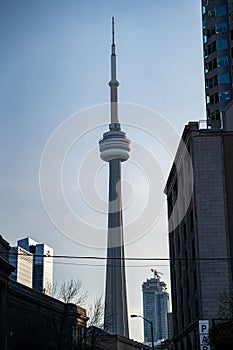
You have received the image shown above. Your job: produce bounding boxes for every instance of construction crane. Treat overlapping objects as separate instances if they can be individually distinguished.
[151,268,164,279]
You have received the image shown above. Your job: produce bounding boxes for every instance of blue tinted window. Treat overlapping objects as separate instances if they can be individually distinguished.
[206,95,210,104]
[217,55,228,67]
[217,39,227,50]
[216,22,227,33]
[219,90,230,102]
[218,73,229,84]
[202,6,207,14]
[203,18,206,29]
[203,35,207,44]
[216,6,226,16]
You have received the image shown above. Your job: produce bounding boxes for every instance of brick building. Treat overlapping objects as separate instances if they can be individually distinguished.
[164,121,233,349]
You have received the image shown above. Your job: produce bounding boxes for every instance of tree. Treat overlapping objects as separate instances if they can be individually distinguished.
[217,290,233,319]
[56,278,88,305]
[87,295,104,328]
[211,290,233,350]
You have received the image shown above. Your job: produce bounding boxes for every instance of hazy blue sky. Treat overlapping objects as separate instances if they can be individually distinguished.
[1,0,204,341]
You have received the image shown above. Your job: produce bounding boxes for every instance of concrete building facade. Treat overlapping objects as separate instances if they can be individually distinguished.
[164,121,233,349]
[142,271,169,343]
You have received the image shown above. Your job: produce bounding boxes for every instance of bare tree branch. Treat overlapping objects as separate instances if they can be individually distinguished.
[58,278,89,305]
[88,295,104,328]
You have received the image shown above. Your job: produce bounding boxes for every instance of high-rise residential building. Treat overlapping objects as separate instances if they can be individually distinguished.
[9,246,33,288]
[164,121,233,349]
[142,270,169,344]
[98,18,130,337]
[10,237,53,294]
[202,0,233,128]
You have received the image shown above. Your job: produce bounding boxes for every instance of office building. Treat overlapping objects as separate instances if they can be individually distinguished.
[10,237,53,294]
[202,0,233,128]
[99,18,130,336]
[9,246,33,288]
[142,270,169,344]
[164,121,233,349]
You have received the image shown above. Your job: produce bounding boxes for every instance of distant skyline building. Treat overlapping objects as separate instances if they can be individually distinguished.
[10,237,53,294]
[164,121,233,349]
[9,246,33,288]
[142,270,169,344]
[99,18,130,337]
[202,0,233,128]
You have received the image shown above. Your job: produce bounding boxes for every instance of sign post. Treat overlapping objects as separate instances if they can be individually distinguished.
[199,320,210,350]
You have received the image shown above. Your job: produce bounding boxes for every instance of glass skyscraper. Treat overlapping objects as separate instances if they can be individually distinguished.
[9,246,33,288]
[202,0,233,128]
[11,237,53,294]
[142,271,169,344]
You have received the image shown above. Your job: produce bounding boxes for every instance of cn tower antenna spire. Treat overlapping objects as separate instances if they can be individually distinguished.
[109,16,120,128]
[112,17,115,48]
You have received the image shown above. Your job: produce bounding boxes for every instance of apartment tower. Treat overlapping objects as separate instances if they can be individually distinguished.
[202,0,233,127]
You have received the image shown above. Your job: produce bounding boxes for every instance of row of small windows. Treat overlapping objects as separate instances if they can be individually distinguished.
[206,90,231,105]
[205,55,228,73]
[203,25,233,43]
[203,22,227,42]
[203,8,233,22]
[202,5,226,17]
[205,39,227,57]
[206,73,229,88]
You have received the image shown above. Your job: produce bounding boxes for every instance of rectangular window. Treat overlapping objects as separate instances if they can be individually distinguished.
[206,58,217,72]
[218,72,229,84]
[208,9,215,18]
[207,41,216,55]
[216,6,226,16]
[210,93,219,105]
[216,39,227,50]
[207,27,215,38]
[207,75,218,89]
[217,55,228,67]
[219,90,230,102]
[202,6,207,15]
[203,35,207,44]
[210,109,221,122]
[215,22,227,33]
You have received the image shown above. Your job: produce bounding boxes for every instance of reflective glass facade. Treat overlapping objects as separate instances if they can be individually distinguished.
[202,0,233,128]
[16,237,53,294]
[9,246,33,288]
[142,276,169,343]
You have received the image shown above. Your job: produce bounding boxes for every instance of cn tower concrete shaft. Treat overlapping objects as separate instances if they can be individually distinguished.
[104,159,129,336]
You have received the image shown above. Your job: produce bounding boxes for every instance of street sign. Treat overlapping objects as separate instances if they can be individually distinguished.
[199,320,210,350]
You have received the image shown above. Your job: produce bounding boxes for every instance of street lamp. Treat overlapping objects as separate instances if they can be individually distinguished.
[131,314,155,350]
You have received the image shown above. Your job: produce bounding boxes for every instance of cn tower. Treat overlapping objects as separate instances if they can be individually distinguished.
[99,18,130,337]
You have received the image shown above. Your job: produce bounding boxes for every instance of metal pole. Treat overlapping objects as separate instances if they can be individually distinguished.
[130,315,155,350]
[149,320,155,350]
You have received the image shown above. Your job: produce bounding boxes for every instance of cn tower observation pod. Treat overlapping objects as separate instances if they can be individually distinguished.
[99,130,130,162]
